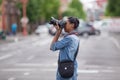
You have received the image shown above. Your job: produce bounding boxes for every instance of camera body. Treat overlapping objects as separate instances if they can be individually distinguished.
[49,17,66,29]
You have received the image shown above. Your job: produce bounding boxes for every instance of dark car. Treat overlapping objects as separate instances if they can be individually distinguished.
[76,22,101,37]
[48,22,100,37]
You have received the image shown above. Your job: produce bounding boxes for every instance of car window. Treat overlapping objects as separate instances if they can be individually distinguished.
[78,22,86,28]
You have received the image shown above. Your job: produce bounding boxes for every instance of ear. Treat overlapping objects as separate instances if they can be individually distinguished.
[71,23,75,29]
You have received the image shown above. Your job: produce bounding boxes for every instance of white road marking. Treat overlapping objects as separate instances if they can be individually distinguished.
[78,70,99,73]
[101,70,114,73]
[27,55,35,61]
[32,38,50,46]
[109,37,120,50]
[14,63,115,73]
[78,69,114,73]
[40,68,56,71]
[8,77,16,80]
[1,68,35,72]
[1,67,114,74]
[24,72,30,76]
[0,54,13,60]
[38,69,114,73]
[15,63,57,67]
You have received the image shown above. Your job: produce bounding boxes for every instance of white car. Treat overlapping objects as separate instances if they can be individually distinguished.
[35,25,48,35]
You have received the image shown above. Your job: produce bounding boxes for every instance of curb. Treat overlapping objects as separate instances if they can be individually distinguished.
[0,34,34,45]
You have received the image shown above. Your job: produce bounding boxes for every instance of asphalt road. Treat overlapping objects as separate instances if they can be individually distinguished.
[0,31,120,80]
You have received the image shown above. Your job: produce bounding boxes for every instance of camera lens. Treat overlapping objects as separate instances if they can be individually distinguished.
[49,17,66,29]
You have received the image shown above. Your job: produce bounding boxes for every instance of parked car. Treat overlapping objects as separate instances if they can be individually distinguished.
[35,26,41,35]
[76,22,101,37]
[47,21,100,37]
[48,25,56,36]
[35,25,48,35]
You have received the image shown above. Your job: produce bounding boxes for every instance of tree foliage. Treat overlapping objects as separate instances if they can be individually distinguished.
[0,0,2,5]
[63,0,86,20]
[105,0,120,17]
[17,0,60,23]
[38,0,60,22]
[0,0,2,14]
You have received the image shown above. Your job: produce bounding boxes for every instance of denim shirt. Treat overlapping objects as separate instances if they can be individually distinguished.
[50,31,79,62]
[50,31,80,80]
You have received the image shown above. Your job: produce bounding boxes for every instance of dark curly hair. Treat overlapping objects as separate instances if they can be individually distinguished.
[68,17,79,29]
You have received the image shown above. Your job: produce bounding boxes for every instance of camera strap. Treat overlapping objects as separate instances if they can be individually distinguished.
[58,43,79,62]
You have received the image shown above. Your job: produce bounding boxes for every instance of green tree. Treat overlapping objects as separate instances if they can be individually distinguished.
[63,0,86,20]
[38,0,60,23]
[0,0,2,5]
[0,1,1,5]
[0,0,2,14]
[17,0,60,24]
[16,0,60,33]
[105,0,120,17]
[27,0,40,23]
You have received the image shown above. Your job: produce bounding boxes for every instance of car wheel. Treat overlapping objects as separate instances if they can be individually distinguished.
[82,32,89,38]
[95,30,100,35]
[35,33,40,35]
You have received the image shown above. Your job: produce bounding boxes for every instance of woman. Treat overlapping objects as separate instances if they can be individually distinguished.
[50,17,80,80]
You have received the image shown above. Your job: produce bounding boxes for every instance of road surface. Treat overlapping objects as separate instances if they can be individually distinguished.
[0,30,120,80]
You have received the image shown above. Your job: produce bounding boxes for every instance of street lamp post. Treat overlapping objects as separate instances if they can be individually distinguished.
[20,0,28,36]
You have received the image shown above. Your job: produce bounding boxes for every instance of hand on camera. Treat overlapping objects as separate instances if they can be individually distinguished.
[55,24,62,32]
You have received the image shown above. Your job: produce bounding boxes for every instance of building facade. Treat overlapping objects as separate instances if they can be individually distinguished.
[1,0,21,34]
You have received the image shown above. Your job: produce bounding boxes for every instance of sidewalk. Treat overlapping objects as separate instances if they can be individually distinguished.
[0,33,34,45]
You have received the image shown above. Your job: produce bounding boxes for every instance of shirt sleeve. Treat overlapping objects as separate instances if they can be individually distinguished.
[50,36,72,51]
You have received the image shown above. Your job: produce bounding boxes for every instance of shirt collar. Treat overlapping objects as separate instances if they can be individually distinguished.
[64,30,78,37]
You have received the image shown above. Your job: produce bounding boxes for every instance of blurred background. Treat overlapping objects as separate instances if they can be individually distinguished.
[0,0,120,80]
[0,0,119,36]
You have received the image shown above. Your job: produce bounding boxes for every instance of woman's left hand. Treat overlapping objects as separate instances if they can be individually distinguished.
[54,24,62,33]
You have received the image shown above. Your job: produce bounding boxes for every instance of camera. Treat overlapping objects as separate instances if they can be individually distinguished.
[49,17,66,29]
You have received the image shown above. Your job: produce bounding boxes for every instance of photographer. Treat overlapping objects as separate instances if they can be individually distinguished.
[50,17,80,80]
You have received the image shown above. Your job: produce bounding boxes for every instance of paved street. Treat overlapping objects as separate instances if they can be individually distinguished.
[0,30,120,80]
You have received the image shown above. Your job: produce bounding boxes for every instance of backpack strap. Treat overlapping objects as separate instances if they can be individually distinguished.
[58,43,79,62]
[74,43,79,61]
[67,32,79,61]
